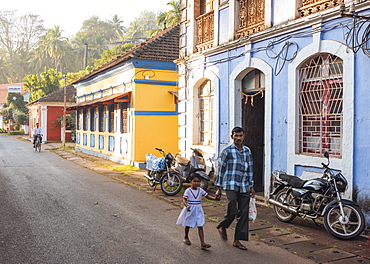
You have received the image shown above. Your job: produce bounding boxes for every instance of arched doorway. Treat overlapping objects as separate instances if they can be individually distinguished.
[241,69,265,192]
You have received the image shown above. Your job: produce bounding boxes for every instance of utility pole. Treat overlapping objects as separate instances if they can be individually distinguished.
[62,74,67,149]
[84,44,88,70]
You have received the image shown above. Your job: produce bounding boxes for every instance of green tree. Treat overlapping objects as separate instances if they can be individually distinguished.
[150,0,180,36]
[92,43,135,68]
[125,11,159,40]
[157,0,180,27]
[89,34,109,59]
[109,15,126,42]
[0,11,45,82]
[24,68,61,102]
[1,93,29,126]
[40,26,69,71]
[76,16,116,42]
[70,36,89,70]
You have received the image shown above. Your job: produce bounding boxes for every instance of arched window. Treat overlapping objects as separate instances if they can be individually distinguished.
[196,80,214,145]
[298,53,343,156]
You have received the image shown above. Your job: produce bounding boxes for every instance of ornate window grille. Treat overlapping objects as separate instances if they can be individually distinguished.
[298,0,344,17]
[109,105,115,132]
[121,102,129,133]
[198,80,214,145]
[298,54,343,157]
[196,11,214,51]
[195,0,214,52]
[236,0,265,38]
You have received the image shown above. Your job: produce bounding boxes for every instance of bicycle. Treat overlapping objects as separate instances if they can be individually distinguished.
[34,135,42,152]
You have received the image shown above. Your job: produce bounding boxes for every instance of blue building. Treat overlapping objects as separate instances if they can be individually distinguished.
[177,0,370,228]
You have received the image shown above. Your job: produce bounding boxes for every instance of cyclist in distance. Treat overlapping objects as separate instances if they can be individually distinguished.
[32,123,43,148]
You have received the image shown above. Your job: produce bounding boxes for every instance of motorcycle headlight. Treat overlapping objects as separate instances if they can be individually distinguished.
[334,173,347,192]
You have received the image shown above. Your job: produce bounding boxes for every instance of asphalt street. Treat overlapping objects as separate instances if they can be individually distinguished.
[0,134,315,264]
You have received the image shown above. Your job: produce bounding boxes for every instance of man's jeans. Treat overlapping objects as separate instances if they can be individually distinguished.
[33,135,42,145]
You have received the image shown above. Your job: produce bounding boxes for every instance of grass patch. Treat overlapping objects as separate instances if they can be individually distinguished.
[111,165,140,173]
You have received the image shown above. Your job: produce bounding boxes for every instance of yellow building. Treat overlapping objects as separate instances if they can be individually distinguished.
[69,25,179,167]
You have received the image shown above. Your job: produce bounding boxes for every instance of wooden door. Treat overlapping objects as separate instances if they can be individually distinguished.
[242,94,264,192]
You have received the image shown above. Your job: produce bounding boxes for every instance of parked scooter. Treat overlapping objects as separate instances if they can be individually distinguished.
[174,148,214,191]
[269,151,365,240]
[143,148,182,196]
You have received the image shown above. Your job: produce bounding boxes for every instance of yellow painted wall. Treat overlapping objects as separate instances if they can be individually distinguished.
[74,64,179,165]
[133,115,179,161]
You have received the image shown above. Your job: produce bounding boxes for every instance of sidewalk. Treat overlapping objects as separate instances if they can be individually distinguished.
[31,139,369,263]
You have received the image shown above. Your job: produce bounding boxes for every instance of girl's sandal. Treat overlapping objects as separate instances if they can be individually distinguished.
[201,243,211,250]
[183,239,191,245]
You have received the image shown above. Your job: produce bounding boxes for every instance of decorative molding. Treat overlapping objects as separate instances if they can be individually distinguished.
[299,0,344,17]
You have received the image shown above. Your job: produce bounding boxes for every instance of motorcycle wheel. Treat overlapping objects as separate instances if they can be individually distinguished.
[323,204,365,240]
[199,178,208,191]
[273,189,298,222]
[160,172,182,196]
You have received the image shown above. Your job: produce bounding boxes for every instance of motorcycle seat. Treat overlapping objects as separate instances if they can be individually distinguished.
[280,173,306,188]
[176,156,189,166]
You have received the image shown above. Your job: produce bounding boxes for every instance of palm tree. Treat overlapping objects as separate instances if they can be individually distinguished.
[71,36,89,70]
[109,14,126,42]
[150,0,180,36]
[125,22,144,40]
[41,26,69,72]
[158,0,180,27]
[89,34,108,59]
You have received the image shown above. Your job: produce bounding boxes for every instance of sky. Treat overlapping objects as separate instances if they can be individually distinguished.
[1,0,171,37]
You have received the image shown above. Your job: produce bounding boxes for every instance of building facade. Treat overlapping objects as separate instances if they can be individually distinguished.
[177,0,370,226]
[26,85,76,142]
[69,25,180,166]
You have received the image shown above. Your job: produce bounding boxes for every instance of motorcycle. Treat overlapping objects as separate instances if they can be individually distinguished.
[143,148,182,196]
[269,151,365,240]
[174,148,214,191]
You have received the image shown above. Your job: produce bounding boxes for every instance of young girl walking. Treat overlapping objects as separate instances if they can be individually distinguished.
[176,174,220,250]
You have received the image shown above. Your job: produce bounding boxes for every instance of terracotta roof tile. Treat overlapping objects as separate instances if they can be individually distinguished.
[26,85,76,106]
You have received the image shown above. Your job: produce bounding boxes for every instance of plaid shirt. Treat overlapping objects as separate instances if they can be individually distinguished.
[215,143,254,193]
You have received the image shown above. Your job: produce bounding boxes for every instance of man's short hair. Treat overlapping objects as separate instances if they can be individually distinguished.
[231,126,244,135]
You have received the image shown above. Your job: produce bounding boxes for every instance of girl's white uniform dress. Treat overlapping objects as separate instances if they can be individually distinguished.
[176,187,207,228]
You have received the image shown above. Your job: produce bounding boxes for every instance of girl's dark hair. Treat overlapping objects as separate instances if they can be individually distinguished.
[189,174,201,181]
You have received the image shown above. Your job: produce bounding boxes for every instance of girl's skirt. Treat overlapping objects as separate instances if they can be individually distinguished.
[176,204,205,228]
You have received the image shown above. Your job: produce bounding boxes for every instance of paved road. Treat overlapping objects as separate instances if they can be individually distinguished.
[0,135,313,263]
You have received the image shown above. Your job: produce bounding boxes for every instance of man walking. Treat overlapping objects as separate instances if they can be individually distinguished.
[215,126,255,250]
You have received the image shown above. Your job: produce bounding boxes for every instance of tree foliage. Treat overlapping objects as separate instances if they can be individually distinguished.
[1,93,29,125]
[23,68,61,102]
[93,43,135,68]
[0,3,177,84]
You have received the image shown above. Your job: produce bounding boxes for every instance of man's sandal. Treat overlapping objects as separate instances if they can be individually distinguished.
[183,239,191,245]
[201,243,211,250]
[233,243,248,250]
[218,228,227,241]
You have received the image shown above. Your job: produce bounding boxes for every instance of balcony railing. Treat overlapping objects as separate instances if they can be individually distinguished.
[236,0,265,38]
[299,0,344,17]
[196,11,214,52]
